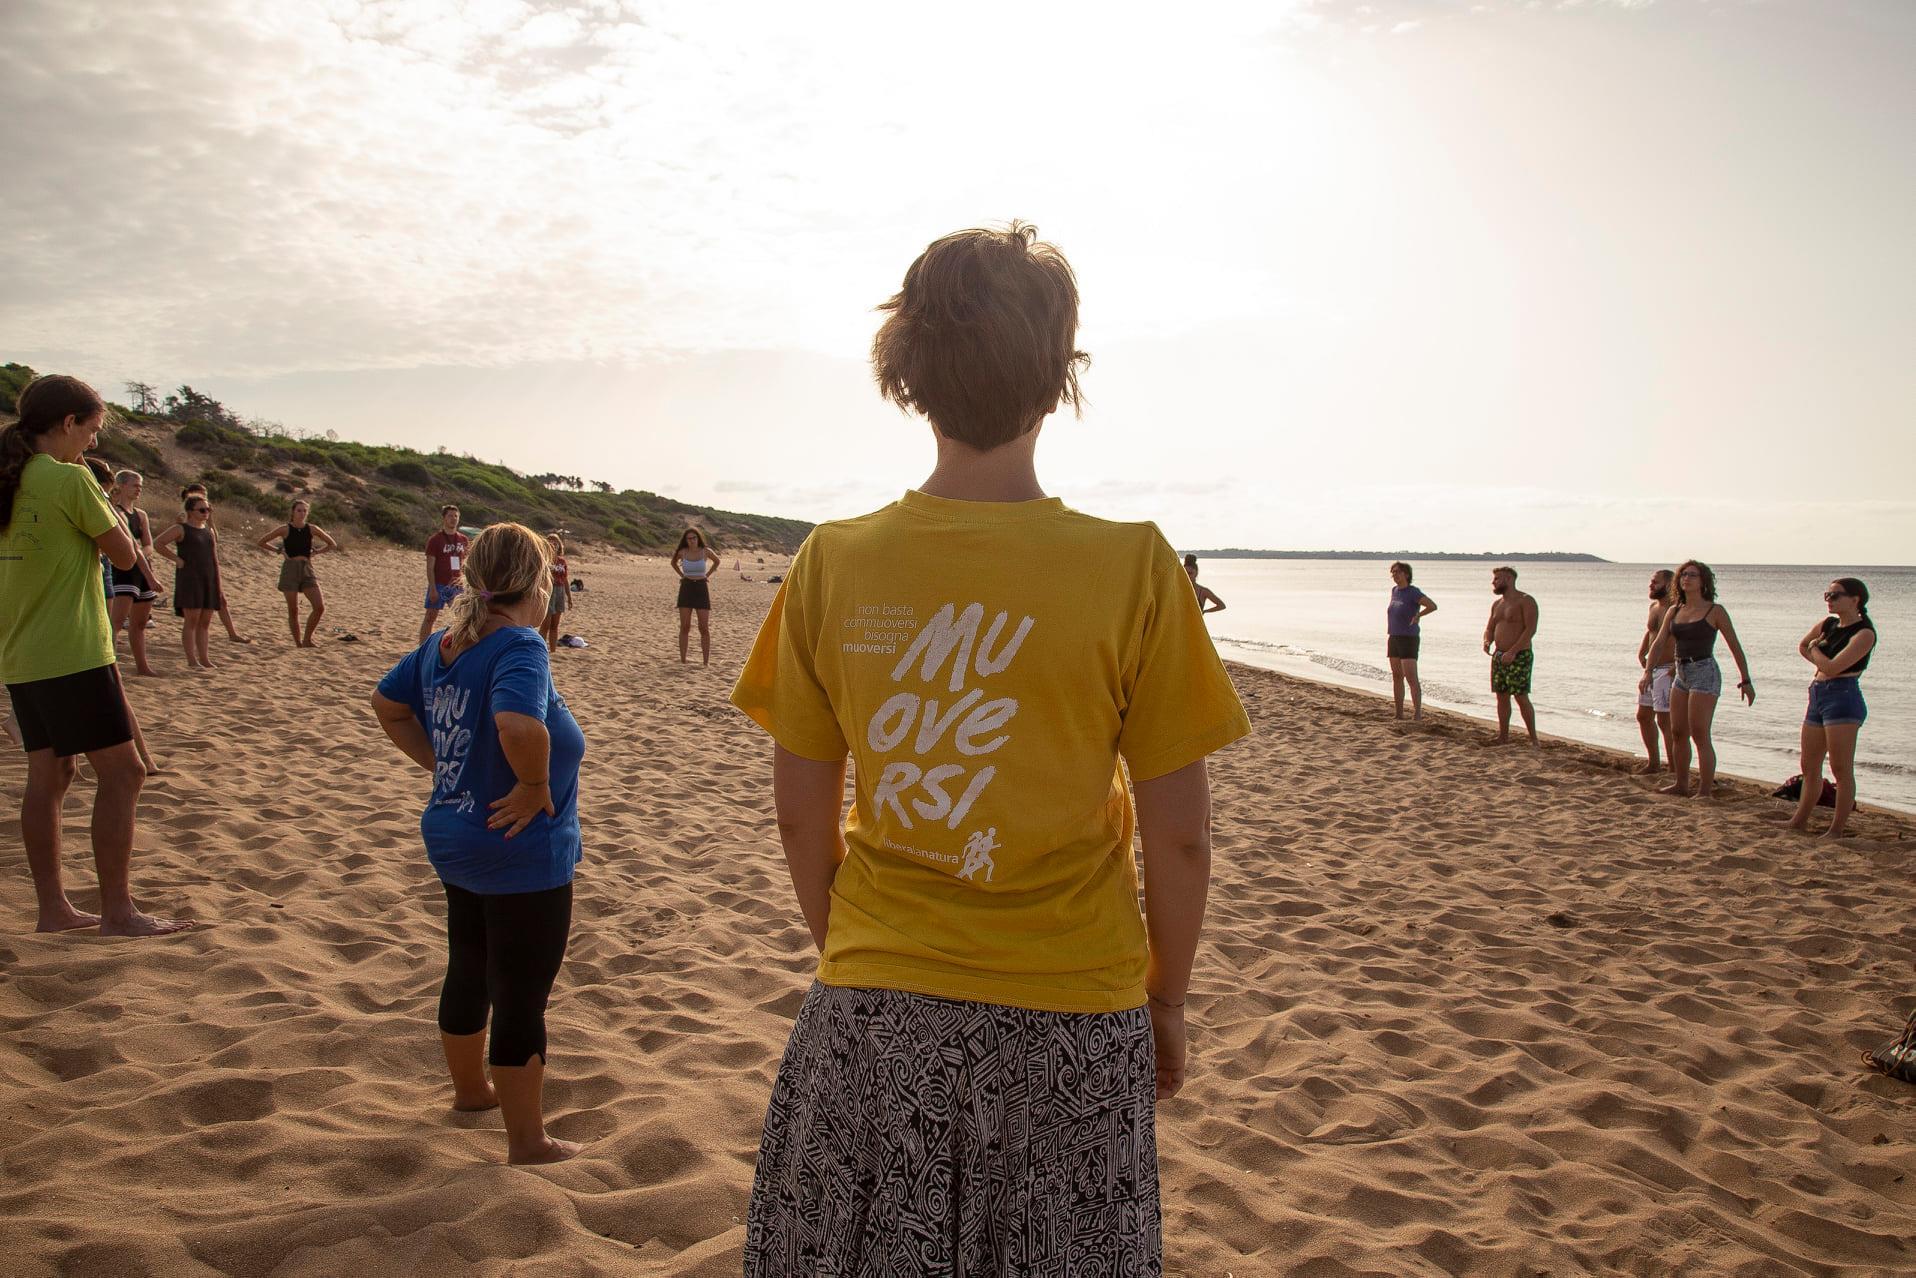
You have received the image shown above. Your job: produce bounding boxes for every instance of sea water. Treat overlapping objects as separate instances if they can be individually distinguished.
[1192,559,1914,815]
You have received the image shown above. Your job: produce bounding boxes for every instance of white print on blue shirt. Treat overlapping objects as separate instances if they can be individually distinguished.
[428,683,475,802]
[864,602,1033,879]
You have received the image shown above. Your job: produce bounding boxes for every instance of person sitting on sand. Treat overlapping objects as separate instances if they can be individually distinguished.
[153,496,227,670]
[1644,560,1754,798]
[1481,565,1539,744]
[1387,560,1437,721]
[371,521,586,1166]
[1183,553,1226,613]
[541,533,569,653]
[419,504,468,644]
[256,499,338,647]
[1787,577,1875,838]
[1634,568,1677,773]
[730,221,1251,1275]
[178,482,253,645]
[671,527,720,664]
[0,375,191,936]
[107,469,164,677]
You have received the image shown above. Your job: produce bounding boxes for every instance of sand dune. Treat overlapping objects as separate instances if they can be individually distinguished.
[2,540,1912,1276]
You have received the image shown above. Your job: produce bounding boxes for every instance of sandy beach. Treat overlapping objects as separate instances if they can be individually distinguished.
[3,538,1913,1276]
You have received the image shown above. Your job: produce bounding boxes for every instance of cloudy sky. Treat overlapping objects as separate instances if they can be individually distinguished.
[4,0,1911,563]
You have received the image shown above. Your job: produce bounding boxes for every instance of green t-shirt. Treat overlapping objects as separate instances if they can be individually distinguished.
[0,453,119,684]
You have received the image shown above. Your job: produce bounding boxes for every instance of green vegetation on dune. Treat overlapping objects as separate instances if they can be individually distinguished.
[1,363,811,554]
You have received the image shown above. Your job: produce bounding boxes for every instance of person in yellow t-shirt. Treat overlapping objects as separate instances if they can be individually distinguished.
[0,375,192,937]
[731,222,1249,1275]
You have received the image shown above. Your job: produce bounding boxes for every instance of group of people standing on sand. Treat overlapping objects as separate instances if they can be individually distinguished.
[1347,550,1881,837]
[1632,563,1877,837]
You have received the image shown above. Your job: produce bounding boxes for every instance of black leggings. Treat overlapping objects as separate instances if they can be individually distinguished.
[438,881,573,1067]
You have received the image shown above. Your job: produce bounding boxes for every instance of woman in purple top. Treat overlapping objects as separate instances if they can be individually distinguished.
[1387,561,1438,720]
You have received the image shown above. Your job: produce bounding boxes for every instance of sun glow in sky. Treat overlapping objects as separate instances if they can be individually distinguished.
[4,0,1912,562]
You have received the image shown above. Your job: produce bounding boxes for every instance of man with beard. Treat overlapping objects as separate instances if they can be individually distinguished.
[1481,565,1539,745]
[1634,569,1677,773]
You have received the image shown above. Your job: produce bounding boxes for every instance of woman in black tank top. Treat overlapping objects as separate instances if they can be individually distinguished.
[1643,560,1755,800]
[1786,577,1878,838]
[257,499,340,647]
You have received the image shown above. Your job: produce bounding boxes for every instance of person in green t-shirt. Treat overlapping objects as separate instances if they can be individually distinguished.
[0,374,193,937]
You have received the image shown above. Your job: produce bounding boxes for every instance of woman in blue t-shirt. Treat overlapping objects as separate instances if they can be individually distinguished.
[1386,561,1438,720]
[372,521,586,1166]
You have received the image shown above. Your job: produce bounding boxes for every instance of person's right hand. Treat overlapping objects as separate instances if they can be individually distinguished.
[1148,996,1187,1100]
[487,780,555,838]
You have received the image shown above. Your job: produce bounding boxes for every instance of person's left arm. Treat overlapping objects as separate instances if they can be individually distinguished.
[312,527,339,556]
[773,744,848,951]
[1712,606,1756,704]
[1417,591,1438,621]
[371,692,435,772]
[1200,586,1226,614]
[1512,595,1540,657]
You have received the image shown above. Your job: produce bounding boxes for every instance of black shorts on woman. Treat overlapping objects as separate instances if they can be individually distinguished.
[5,663,134,757]
[676,577,711,610]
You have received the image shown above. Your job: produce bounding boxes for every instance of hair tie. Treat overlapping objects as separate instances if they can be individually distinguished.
[478,590,494,601]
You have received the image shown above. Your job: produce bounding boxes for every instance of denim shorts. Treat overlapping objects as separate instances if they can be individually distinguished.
[1805,678,1866,728]
[1673,656,1721,696]
[424,583,461,610]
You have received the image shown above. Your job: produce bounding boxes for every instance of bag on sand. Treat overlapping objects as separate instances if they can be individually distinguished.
[1772,774,1837,807]
[1862,1010,1916,1085]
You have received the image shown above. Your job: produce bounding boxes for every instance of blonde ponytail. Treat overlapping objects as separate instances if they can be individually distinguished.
[442,521,550,651]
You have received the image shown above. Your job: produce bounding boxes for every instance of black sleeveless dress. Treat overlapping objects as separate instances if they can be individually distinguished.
[173,524,222,615]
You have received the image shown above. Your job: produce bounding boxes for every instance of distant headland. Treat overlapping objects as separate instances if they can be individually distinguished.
[1186,549,1610,563]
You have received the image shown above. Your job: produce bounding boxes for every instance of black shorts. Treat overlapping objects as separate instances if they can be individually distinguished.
[677,578,711,610]
[6,664,135,757]
[1387,635,1420,660]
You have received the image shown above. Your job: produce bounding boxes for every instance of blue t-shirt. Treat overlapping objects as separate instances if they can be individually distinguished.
[1387,585,1427,637]
[376,627,585,894]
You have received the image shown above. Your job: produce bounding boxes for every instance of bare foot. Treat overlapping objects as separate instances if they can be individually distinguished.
[1695,787,1717,800]
[36,906,103,933]
[1658,782,1691,797]
[509,1137,583,1166]
[453,1086,500,1113]
[1821,828,1855,841]
[1632,761,1662,775]
[99,911,196,937]
[135,666,160,677]
[227,634,254,644]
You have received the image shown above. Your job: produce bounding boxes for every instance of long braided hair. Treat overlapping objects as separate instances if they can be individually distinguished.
[1,375,104,530]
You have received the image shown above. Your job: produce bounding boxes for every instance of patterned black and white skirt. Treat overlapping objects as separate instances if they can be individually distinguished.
[745,982,1162,1277]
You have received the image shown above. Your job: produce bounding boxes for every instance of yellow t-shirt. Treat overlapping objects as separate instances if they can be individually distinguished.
[730,490,1250,1013]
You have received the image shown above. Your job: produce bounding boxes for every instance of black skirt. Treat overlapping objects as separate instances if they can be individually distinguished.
[677,578,711,610]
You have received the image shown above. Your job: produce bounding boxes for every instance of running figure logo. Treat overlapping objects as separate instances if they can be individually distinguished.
[958,827,999,883]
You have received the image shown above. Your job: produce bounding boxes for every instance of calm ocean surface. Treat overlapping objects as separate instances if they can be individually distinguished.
[1192,559,1913,814]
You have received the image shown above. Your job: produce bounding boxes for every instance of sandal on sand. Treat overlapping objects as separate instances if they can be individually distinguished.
[1862,1010,1916,1084]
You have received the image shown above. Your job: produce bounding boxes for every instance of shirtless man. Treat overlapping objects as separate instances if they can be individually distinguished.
[1634,569,1677,773]
[1481,565,1539,745]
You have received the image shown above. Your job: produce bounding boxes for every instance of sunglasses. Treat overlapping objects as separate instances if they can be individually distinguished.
[1823,590,1849,601]
[188,505,211,514]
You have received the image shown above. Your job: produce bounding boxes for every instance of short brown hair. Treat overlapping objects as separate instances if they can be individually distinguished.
[871,220,1088,450]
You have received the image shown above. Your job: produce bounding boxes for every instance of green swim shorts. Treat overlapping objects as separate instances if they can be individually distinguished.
[1491,648,1534,696]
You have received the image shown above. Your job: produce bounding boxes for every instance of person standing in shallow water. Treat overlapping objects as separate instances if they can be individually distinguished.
[1644,559,1754,799]
[1386,561,1436,721]
[671,528,719,664]
[1183,554,1226,613]
[1482,565,1539,744]
[0,374,191,936]
[257,499,338,647]
[731,222,1249,1275]
[1787,577,1875,838]
[371,521,586,1166]
[1635,569,1677,773]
